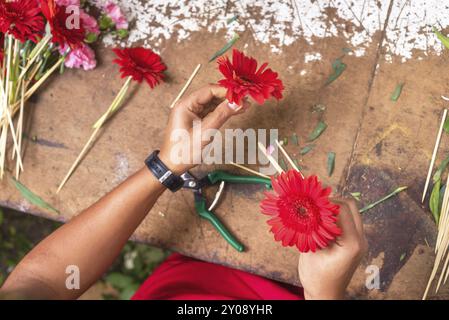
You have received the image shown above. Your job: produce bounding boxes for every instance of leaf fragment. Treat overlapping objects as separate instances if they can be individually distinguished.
[300,145,315,155]
[390,83,404,102]
[325,58,346,85]
[327,152,336,176]
[11,178,60,214]
[308,121,327,141]
[430,180,441,224]
[209,33,240,62]
[226,15,239,25]
[350,192,361,201]
[434,27,449,50]
[444,118,449,133]
[291,133,299,145]
[433,155,449,183]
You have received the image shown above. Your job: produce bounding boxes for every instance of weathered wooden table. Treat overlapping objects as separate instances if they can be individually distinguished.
[1,0,449,299]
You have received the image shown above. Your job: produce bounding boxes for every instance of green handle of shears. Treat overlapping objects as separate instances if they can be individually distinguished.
[194,197,244,252]
[207,170,272,189]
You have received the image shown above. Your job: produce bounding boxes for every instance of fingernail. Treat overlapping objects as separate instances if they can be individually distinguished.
[227,101,242,111]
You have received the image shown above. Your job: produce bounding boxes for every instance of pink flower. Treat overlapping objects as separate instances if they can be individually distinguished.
[80,9,99,35]
[62,44,96,70]
[103,1,128,29]
[55,0,80,6]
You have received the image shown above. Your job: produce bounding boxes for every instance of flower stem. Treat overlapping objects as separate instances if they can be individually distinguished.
[359,186,408,213]
[92,76,132,129]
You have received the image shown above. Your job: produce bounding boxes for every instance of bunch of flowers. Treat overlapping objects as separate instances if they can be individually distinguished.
[0,0,129,179]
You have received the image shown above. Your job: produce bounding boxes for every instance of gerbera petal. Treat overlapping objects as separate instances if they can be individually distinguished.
[260,170,341,253]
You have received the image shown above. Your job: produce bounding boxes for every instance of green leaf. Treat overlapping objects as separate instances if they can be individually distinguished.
[390,83,404,102]
[300,145,315,155]
[99,15,114,30]
[117,29,129,39]
[85,32,98,44]
[308,121,327,141]
[282,137,288,146]
[106,273,135,290]
[325,58,346,85]
[0,208,3,226]
[433,155,449,183]
[327,152,336,176]
[291,133,299,145]
[11,178,59,214]
[360,186,408,214]
[430,180,442,224]
[400,253,406,262]
[350,192,361,201]
[434,27,449,50]
[209,33,239,62]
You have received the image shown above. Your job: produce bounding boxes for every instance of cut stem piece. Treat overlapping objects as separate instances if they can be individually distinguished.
[275,139,304,178]
[258,142,284,174]
[92,76,132,128]
[229,161,270,179]
[169,64,201,109]
[57,78,132,192]
[422,109,448,203]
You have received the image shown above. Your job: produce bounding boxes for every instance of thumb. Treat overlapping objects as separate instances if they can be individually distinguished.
[202,99,249,131]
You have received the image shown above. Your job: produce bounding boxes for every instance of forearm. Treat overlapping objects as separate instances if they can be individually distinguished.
[1,167,165,299]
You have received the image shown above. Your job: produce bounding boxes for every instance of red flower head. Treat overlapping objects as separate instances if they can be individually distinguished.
[260,170,341,253]
[217,49,284,106]
[0,0,44,42]
[0,32,4,66]
[112,47,166,88]
[40,0,84,48]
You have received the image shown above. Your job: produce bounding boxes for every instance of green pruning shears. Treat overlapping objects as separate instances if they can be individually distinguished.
[181,170,271,252]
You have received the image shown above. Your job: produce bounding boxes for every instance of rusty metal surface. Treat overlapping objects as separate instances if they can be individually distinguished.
[0,6,446,299]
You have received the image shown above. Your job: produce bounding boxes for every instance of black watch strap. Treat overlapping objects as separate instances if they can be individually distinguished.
[144,150,184,192]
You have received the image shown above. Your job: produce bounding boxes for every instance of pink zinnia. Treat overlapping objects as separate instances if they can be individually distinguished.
[103,1,128,29]
[61,43,96,70]
[80,9,100,35]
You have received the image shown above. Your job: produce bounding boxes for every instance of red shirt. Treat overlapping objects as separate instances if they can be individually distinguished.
[132,253,304,300]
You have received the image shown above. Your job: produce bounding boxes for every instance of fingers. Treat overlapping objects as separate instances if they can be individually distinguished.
[344,198,364,239]
[331,198,367,258]
[175,84,227,113]
[202,98,250,131]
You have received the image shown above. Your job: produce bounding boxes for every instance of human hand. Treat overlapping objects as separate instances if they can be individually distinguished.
[298,198,367,300]
[159,84,249,174]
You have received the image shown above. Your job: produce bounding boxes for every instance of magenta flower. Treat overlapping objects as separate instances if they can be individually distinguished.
[61,43,97,70]
[103,1,128,29]
[80,9,100,35]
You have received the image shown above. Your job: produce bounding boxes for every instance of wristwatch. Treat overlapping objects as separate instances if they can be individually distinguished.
[144,150,184,192]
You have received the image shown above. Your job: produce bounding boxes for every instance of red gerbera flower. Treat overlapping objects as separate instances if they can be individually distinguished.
[40,0,84,48]
[217,49,284,105]
[112,47,166,88]
[260,170,341,253]
[0,0,44,42]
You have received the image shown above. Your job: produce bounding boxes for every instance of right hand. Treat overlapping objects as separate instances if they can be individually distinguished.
[297,198,367,299]
[159,84,249,174]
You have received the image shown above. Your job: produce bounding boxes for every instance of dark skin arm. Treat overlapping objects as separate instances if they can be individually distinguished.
[0,84,244,299]
[0,84,365,300]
